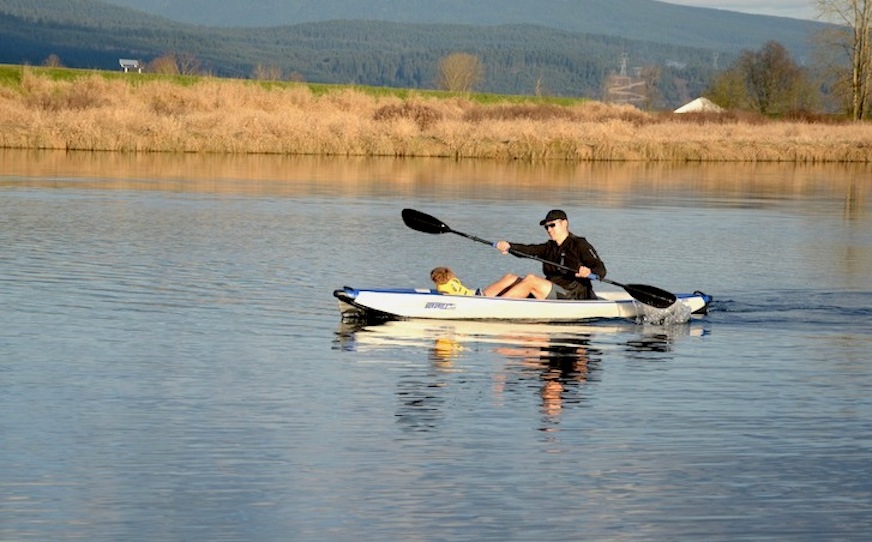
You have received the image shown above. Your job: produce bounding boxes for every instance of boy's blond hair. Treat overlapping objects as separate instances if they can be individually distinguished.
[430,267,455,285]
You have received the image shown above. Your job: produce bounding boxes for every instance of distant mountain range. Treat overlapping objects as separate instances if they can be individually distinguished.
[98,0,823,57]
[0,0,830,107]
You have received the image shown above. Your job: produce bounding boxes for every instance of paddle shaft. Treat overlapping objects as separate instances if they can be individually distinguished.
[447,227,595,279]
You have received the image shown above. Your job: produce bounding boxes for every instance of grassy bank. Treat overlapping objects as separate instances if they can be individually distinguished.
[1,65,870,162]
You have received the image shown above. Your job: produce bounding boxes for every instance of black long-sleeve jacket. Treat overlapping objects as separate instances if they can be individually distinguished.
[509,233,607,299]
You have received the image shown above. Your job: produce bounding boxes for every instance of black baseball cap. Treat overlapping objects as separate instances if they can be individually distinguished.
[539,209,567,225]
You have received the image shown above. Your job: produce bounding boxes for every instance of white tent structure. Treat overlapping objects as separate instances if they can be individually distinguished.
[674,97,724,113]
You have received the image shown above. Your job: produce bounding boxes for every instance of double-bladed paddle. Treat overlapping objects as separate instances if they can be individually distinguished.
[401,208,677,309]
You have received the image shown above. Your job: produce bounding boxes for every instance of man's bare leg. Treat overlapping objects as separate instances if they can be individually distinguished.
[481,274,521,297]
[500,274,554,299]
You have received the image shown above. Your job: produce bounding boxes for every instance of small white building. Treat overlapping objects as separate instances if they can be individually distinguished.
[674,97,724,114]
[119,59,141,73]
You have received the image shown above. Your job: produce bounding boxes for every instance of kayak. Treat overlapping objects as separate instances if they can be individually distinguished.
[334,286,711,324]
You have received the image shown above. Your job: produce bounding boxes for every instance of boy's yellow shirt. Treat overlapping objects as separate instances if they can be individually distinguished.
[436,277,475,296]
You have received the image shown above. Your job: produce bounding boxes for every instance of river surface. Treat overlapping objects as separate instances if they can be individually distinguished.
[2,150,871,541]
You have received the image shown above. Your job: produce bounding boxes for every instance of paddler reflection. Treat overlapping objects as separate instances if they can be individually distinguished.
[495,334,600,419]
[419,324,601,419]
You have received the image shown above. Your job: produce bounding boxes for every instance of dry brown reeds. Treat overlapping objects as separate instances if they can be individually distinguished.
[1,70,870,162]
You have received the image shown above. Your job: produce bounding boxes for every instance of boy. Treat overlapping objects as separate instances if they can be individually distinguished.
[430,267,520,297]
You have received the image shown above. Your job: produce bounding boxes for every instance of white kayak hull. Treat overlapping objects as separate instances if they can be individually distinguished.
[334,287,711,323]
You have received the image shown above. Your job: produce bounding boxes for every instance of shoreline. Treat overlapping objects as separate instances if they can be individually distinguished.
[1,67,871,163]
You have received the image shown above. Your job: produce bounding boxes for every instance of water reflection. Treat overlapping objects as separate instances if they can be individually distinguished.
[2,149,869,217]
[335,319,704,431]
[845,173,864,220]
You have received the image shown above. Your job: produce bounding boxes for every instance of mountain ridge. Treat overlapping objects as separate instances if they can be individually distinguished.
[97,0,822,56]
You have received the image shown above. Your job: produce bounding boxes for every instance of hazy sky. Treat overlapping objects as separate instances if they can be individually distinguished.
[663,1,817,20]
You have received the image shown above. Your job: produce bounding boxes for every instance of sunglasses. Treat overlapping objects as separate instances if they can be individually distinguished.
[543,221,561,230]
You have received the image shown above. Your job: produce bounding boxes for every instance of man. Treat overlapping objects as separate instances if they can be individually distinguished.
[494,210,606,300]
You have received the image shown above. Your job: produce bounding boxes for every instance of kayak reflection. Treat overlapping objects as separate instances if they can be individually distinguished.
[334,319,706,429]
[334,319,702,358]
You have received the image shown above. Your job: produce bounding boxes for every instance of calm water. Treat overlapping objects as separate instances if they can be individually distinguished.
[2,151,871,541]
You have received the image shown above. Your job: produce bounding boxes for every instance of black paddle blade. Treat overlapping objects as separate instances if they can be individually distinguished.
[402,208,451,235]
[624,283,677,309]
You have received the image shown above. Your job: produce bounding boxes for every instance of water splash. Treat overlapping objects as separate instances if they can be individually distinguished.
[636,300,693,325]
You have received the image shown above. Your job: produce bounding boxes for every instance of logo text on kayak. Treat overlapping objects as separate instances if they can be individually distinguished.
[424,302,456,310]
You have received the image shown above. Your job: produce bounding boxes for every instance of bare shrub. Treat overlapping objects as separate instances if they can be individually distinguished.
[725,110,771,125]
[43,54,63,68]
[572,102,656,125]
[145,81,228,115]
[324,88,378,113]
[436,53,484,92]
[147,83,198,116]
[373,101,443,130]
[252,64,283,81]
[462,104,576,122]
[782,109,849,124]
[661,111,728,125]
[66,77,125,109]
[281,85,315,109]
[149,52,202,76]
[22,74,113,111]
[149,55,180,75]
[664,110,770,125]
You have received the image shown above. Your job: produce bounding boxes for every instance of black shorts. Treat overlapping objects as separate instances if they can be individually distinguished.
[546,283,568,300]
[550,281,594,300]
